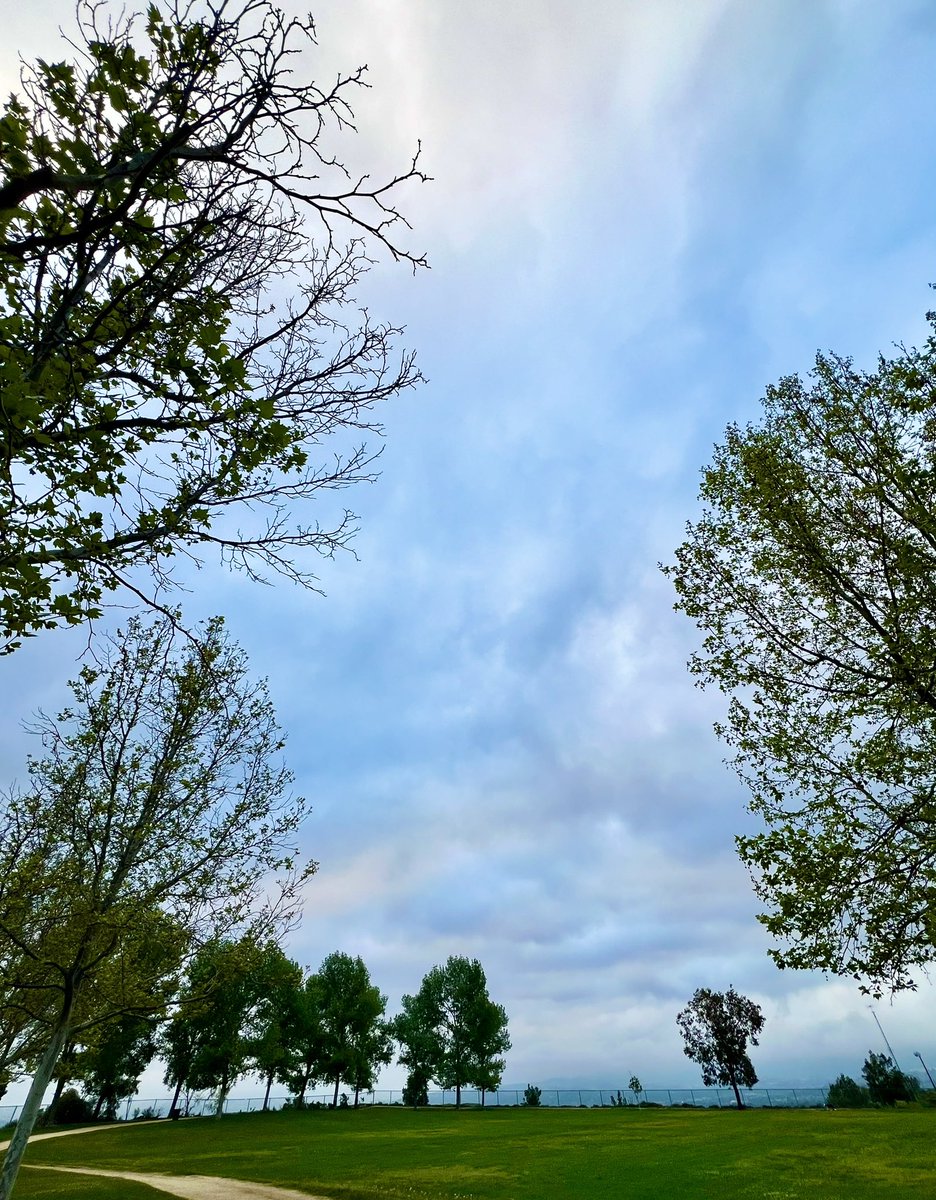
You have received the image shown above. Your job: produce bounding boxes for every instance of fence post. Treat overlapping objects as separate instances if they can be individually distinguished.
[124,1098,132,1121]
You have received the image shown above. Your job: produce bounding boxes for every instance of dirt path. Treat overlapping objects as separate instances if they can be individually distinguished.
[1,1123,328,1199]
[26,1165,325,1199]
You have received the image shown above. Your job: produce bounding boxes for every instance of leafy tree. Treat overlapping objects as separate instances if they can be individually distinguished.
[0,616,312,1198]
[826,1074,869,1109]
[402,1069,430,1108]
[676,986,765,1110]
[393,956,510,1108]
[628,1075,642,1105]
[666,317,936,995]
[246,948,303,1112]
[522,1084,541,1107]
[280,973,326,1105]
[862,1051,917,1105]
[315,952,388,1108]
[76,1014,159,1120]
[0,0,426,654]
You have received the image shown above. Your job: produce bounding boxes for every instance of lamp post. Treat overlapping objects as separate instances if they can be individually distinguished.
[914,1051,936,1090]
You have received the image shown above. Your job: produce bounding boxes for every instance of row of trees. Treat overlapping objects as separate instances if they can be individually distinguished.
[2,943,509,1122]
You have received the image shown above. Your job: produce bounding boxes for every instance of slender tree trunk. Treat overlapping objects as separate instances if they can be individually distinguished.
[481,1089,486,1108]
[0,1023,71,1200]
[42,1073,68,1128]
[262,1072,273,1112]
[332,1076,339,1108]
[353,1086,360,1108]
[455,1083,461,1108]
[215,1069,230,1118]
[729,1072,743,1110]
[93,1094,104,1120]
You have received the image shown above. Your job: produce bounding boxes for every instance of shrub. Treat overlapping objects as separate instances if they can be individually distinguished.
[50,1089,95,1126]
[609,1090,628,1107]
[826,1075,869,1108]
[522,1084,542,1107]
[402,1071,429,1108]
[862,1052,917,1105]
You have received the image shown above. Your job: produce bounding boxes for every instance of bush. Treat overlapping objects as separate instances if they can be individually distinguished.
[402,1071,429,1108]
[862,1052,917,1105]
[826,1075,869,1108]
[522,1084,542,1107]
[609,1090,629,1107]
[50,1088,95,1126]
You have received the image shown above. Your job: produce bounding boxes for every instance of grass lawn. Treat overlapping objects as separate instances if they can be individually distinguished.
[11,1104,935,1200]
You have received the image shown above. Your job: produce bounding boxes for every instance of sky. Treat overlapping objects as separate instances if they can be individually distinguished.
[3,0,936,1100]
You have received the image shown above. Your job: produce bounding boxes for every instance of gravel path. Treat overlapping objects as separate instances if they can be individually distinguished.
[2,1122,328,1199]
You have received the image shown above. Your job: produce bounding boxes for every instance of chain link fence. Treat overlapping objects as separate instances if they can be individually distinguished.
[1,1085,831,1126]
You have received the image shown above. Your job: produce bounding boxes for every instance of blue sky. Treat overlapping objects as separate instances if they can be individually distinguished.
[3,0,936,1097]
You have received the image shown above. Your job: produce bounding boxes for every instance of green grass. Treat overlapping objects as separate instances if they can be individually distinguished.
[11,1105,935,1200]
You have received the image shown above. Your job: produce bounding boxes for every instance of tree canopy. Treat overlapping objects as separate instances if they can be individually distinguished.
[393,956,510,1107]
[666,316,936,995]
[0,0,426,653]
[676,986,765,1109]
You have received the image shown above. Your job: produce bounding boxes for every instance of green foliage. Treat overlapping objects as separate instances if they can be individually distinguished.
[392,956,511,1106]
[522,1084,542,1107]
[46,1088,93,1126]
[313,952,389,1108]
[826,1075,869,1108]
[0,0,427,653]
[608,1089,627,1107]
[75,1015,159,1119]
[676,987,765,1109]
[862,1052,917,1106]
[666,315,936,994]
[402,1070,429,1108]
[628,1075,642,1103]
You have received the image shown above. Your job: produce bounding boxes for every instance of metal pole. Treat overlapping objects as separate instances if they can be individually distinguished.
[868,1006,904,1073]
[914,1051,936,1089]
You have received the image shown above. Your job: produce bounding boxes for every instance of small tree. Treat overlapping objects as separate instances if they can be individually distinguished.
[522,1084,542,1107]
[862,1052,917,1105]
[676,986,765,1110]
[402,1070,429,1108]
[76,1014,160,1120]
[628,1075,642,1105]
[826,1075,869,1109]
[0,616,313,1198]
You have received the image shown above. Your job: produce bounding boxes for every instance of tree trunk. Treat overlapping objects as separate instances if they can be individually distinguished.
[0,1023,71,1200]
[93,1093,104,1120]
[353,1086,360,1108]
[332,1076,339,1108]
[262,1072,273,1112]
[455,1083,461,1108]
[729,1072,744,1110]
[170,1078,184,1117]
[41,1073,68,1128]
[481,1089,486,1108]
[215,1069,230,1118]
